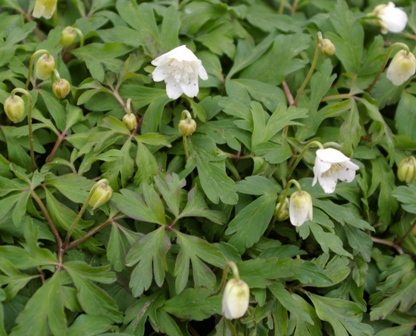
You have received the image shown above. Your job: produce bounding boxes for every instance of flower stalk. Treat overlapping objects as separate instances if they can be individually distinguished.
[287,140,324,178]
[368,42,411,92]
[25,49,53,90]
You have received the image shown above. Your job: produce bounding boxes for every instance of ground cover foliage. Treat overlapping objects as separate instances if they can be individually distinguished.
[0,0,415,335]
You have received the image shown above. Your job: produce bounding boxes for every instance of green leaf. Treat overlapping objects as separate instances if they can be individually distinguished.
[64,261,116,284]
[154,173,186,218]
[395,93,416,142]
[187,136,238,205]
[339,99,361,156]
[67,315,113,336]
[309,293,373,336]
[125,227,171,297]
[225,193,276,252]
[392,184,416,214]
[160,6,180,51]
[45,174,94,204]
[163,288,221,321]
[112,188,165,225]
[268,282,313,325]
[38,89,66,132]
[65,269,123,323]
[10,272,67,336]
[134,142,159,185]
[180,186,227,224]
[174,231,226,293]
[370,271,416,321]
[327,1,363,73]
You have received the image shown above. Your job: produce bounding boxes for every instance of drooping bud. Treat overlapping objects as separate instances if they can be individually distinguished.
[275,198,290,221]
[320,38,336,56]
[4,95,25,123]
[88,179,113,210]
[35,54,55,80]
[179,110,197,136]
[32,0,57,19]
[289,191,313,227]
[386,49,416,86]
[60,26,77,47]
[397,156,416,184]
[52,78,71,98]
[222,278,250,320]
[123,114,137,131]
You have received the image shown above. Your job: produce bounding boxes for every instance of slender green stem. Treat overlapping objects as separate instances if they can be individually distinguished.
[73,28,84,47]
[395,220,416,245]
[368,42,411,93]
[212,261,240,296]
[11,88,36,171]
[371,237,404,255]
[25,49,51,90]
[274,179,302,220]
[66,217,116,250]
[293,33,321,106]
[182,136,190,158]
[278,0,285,14]
[63,181,105,246]
[31,190,63,264]
[287,140,324,178]
[321,93,353,102]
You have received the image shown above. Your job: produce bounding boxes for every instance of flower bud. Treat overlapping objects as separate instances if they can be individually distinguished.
[178,118,197,136]
[222,278,250,320]
[397,156,416,184]
[289,191,313,227]
[4,95,25,123]
[275,198,290,221]
[320,38,336,56]
[88,179,113,210]
[60,26,77,48]
[122,114,137,131]
[387,49,416,86]
[52,78,71,99]
[35,54,55,80]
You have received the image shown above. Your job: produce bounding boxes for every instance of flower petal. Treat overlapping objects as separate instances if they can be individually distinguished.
[317,174,338,194]
[180,79,199,98]
[198,64,208,80]
[152,64,169,82]
[165,79,184,99]
[316,148,349,163]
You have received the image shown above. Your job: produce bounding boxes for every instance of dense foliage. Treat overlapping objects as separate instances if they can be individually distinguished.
[0,0,415,335]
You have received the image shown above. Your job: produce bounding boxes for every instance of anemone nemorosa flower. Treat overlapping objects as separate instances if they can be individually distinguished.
[222,278,250,320]
[373,2,408,34]
[387,49,416,86]
[151,45,208,100]
[33,0,57,19]
[312,148,359,194]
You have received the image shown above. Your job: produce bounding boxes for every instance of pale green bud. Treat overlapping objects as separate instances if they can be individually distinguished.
[52,78,71,98]
[60,26,77,47]
[275,198,290,221]
[35,54,55,80]
[178,118,197,136]
[4,95,25,123]
[222,278,250,320]
[88,179,113,210]
[397,156,416,184]
[122,114,137,131]
[289,191,313,227]
[320,38,336,56]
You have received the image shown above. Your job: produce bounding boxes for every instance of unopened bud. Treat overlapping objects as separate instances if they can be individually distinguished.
[60,26,77,48]
[275,198,290,221]
[4,95,25,123]
[289,191,313,227]
[179,118,197,136]
[88,179,113,210]
[122,114,137,131]
[320,38,336,56]
[387,49,416,86]
[222,278,250,320]
[52,78,71,98]
[35,54,55,80]
[397,156,416,184]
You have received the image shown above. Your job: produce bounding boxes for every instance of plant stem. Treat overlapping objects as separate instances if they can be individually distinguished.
[182,136,190,158]
[31,190,63,264]
[367,42,411,93]
[212,261,240,296]
[287,140,324,178]
[274,179,302,220]
[293,33,320,106]
[25,49,51,90]
[395,220,416,245]
[46,132,66,163]
[371,237,404,255]
[11,88,36,171]
[321,93,353,102]
[278,0,285,14]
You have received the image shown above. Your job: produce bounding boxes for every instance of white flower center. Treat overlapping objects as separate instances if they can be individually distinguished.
[168,59,198,84]
[322,162,343,177]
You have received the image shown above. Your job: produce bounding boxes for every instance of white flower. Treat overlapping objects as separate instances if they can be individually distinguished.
[222,278,250,320]
[151,45,208,100]
[289,191,313,227]
[33,0,57,19]
[312,148,359,194]
[373,2,408,34]
[387,49,416,86]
